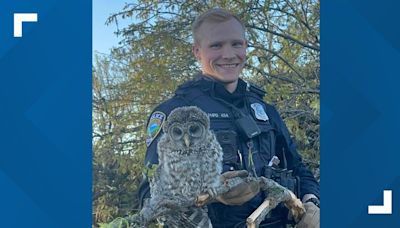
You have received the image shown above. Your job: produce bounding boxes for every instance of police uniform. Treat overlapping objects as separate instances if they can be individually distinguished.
[139,74,320,228]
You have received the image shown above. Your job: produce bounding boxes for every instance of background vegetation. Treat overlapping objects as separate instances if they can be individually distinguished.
[92,0,319,226]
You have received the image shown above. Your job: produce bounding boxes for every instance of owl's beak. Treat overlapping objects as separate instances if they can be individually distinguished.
[184,134,190,147]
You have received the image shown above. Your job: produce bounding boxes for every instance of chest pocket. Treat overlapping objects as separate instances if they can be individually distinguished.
[251,121,277,173]
[210,118,241,170]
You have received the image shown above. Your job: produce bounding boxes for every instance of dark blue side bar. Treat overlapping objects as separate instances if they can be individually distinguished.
[322,0,400,227]
[0,1,91,227]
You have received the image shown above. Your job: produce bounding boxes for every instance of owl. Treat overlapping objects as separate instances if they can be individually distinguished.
[148,106,223,228]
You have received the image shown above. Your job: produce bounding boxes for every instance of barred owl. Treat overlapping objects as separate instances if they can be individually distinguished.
[149,106,223,228]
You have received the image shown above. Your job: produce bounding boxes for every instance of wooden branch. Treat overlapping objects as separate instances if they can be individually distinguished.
[246,23,320,51]
[139,176,305,228]
[247,44,306,81]
[244,63,299,85]
[196,176,305,228]
[247,177,305,228]
[247,199,271,228]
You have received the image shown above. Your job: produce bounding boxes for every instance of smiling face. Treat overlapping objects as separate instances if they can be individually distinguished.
[193,18,247,92]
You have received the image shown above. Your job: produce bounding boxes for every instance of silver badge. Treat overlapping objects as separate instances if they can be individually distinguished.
[251,103,269,121]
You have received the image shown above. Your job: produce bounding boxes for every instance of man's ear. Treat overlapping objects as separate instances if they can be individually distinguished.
[192,44,200,60]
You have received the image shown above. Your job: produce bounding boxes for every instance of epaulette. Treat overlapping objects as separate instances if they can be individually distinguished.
[175,80,196,95]
[175,77,213,95]
[246,81,266,97]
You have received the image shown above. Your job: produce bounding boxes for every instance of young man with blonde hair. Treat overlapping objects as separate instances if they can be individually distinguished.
[139,8,320,228]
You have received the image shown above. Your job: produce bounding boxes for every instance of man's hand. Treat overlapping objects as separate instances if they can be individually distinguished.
[296,201,320,228]
[215,170,260,206]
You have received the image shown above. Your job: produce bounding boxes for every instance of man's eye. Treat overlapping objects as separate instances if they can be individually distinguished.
[210,44,221,48]
[233,42,243,47]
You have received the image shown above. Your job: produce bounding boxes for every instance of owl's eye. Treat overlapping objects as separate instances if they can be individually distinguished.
[171,126,183,139]
[189,124,203,137]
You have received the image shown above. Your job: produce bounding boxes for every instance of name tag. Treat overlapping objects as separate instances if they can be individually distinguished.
[207,113,230,118]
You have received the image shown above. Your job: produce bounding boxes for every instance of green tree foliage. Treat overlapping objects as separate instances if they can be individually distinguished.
[93,56,146,224]
[93,0,319,226]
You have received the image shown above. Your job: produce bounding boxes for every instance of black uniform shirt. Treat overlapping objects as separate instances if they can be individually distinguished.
[138,75,320,227]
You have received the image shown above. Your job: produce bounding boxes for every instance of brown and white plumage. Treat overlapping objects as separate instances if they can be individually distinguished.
[148,106,223,228]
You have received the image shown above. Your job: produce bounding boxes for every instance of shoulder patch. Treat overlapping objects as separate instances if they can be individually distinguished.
[146,111,166,147]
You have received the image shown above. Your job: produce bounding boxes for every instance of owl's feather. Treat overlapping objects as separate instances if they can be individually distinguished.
[146,106,223,228]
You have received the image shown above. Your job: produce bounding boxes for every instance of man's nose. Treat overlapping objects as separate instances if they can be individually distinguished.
[221,46,235,59]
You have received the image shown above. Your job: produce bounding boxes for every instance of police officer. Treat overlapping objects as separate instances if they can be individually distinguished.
[138,8,320,228]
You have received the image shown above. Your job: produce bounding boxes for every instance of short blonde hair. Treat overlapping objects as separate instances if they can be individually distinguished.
[192,8,246,44]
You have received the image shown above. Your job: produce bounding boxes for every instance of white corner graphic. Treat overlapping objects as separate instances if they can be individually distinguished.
[14,13,38,37]
[368,190,392,214]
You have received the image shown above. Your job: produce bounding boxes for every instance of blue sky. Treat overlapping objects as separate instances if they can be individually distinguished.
[93,0,131,55]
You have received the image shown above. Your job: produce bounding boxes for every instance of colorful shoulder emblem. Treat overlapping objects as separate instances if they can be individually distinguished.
[146,111,166,147]
[251,103,269,121]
